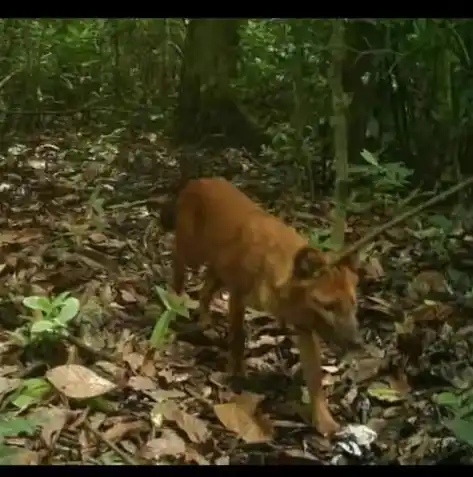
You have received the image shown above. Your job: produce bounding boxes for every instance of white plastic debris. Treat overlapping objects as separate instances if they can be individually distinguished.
[331,424,378,463]
[336,424,377,449]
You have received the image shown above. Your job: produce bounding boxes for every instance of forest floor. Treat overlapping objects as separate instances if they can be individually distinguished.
[0,129,472,465]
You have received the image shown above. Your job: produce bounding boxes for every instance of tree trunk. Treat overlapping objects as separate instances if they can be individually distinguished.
[174,19,266,155]
[343,20,382,165]
[330,20,349,249]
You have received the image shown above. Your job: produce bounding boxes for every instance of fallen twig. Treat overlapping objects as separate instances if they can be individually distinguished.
[84,421,142,465]
[333,175,473,266]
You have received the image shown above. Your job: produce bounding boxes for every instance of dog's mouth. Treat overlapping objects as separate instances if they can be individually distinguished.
[315,318,363,353]
[289,306,363,352]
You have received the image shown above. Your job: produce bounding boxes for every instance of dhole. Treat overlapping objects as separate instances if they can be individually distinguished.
[161,177,361,436]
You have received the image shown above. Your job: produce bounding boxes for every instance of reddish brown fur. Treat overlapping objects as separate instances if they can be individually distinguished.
[163,177,360,436]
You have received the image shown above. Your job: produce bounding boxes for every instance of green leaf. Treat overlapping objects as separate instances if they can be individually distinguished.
[54,297,80,324]
[10,378,52,411]
[30,320,55,335]
[155,285,173,310]
[155,286,190,318]
[10,395,37,411]
[171,299,190,319]
[22,378,52,398]
[0,416,41,440]
[445,417,473,448]
[428,215,454,231]
[360,149,380,167]
[367,383,405,403]
[150,309,175,349]
[433,391,461,410]
[51,291,71,309]
[22,296,52,313]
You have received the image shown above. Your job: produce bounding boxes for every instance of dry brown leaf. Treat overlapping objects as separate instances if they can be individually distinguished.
[46,364,117,399]
[247,334,285,350]
[410,302,454,323]
[407,270,450,301]
[127,375,157,392]
[89,232,107,243]
[120,289,137,303]
[0,377,21,395]
[30,406,68,448]
[9,449,41,465]
[215,455,231,465]
[103,419,150,442]
[142,429,186,461]
[147,389,187,402]
[122,352,145,371]
[388,366,411,395]
[363,256,384,280]
[395,315,415,335]
[348,357,383,383]
[152,401,210,444]
[234,391,266,413]
[185,447,211,465]
[214,396,274,444]
[364,295,394,316]
[0,229,43,246]
[141,355,158,378]
[100,283,115,304]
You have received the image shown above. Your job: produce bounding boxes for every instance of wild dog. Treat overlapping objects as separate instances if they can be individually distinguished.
[161,177,360,436]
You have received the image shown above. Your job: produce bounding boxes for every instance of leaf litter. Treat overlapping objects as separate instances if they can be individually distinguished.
[0,131,473,464]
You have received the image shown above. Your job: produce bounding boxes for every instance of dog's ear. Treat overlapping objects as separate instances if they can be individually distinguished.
[293,247,327,279]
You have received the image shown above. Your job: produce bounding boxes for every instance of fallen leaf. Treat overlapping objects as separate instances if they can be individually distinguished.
[152,401,210,444]
[37,407,68,448]
[367,382,405,403]
[0,377,21,395]
[234,392,266,413]
[122,352,145,371]
[158,368,190,384]
[127,376,157,392]
[89,232,107,243]
[363,256,384,279]
[364,295,394,316]
[348,357,382,383]
[46,364,117,399]
[120,289,137,303]
[214,455,230,465]
[247,334,285,349]
[4,449,41,465]
[214,397,274,444]
[103,419,150,442]
[410,302,454,323]
[142,429,186,461]
[147,389,186,402]
[388,367,411,395]
[185,447,211,465]
[407,270,451,301]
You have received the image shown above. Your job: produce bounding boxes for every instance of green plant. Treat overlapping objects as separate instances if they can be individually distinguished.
[151,286,191,349]
[347,149,413,213]
[0,413,44,464]
[21,292,80,342]
[434,389,473,448]
[307,227,336,252]
[408,214,455,262]
[6,378,53,411]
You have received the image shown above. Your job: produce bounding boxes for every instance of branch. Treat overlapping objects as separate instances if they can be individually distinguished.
[332,175,473,266]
